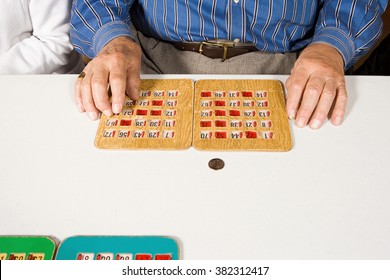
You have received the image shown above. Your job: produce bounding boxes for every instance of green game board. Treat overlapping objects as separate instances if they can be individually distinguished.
[0,236,56,260]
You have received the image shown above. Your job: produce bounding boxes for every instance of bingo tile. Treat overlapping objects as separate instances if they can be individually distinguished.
[55,236,179,260]
[95,79,194,150]
[0,236,56,260]
[193,80,292,151]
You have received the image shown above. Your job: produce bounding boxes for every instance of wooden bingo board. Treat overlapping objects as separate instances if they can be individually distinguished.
[55,236,179,260]
[193,80,292,151]
[95,79,292,151]
[0,236,56,260]
[95,79,194,149]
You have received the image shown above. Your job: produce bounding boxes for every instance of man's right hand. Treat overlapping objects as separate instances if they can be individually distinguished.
[75,36,142,120]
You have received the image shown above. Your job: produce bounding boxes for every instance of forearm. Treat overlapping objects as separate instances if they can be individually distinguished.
[0,0,76,74]
[70,0,136,58]
[313,0,388,69]
[0,37,73,74]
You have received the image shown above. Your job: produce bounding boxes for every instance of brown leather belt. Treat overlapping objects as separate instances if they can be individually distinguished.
[171,41,259,61]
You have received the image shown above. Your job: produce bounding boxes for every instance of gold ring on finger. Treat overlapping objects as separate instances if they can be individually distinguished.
[78,71,86,79]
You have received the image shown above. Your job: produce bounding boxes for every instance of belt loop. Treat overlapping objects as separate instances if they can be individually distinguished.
[199,42,204,55]
[222,45,228,62]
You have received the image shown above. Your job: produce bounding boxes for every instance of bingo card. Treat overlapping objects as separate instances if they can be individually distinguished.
[95,79,194,149]
[193,79,292,151]
[0,236,56,260]
[55,236,180,260]
[95,79,292,151]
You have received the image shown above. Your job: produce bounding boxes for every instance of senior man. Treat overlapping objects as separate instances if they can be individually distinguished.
[71,0,387,129]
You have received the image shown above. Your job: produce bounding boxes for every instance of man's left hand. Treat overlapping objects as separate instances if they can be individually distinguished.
[285,43,348,129]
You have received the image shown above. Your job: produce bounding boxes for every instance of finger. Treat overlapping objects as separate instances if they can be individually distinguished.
[91,66,112,117]
[295,76,325,128]
[331,83,348,126]
[285,69,309,120]
[80,70,99,120]
[126,74,141,101]
[75,74,85,113]
[109,62,127,114]
[309,79,337,129]
[125,58,141,101]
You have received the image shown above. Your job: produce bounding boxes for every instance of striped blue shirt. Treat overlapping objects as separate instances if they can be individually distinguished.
[70,0,387,69]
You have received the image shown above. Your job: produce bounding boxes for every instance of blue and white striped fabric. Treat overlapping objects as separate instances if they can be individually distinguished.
[70,0,387,69]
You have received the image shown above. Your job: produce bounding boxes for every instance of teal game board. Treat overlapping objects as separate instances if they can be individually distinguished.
[55,236,179,260]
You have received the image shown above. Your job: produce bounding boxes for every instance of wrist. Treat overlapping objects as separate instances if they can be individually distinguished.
[93,21,136,56]
[102,36,136,51]
[304,43,345,70]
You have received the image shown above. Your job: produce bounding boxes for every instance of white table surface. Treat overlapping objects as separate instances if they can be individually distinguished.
[0,74,389,259]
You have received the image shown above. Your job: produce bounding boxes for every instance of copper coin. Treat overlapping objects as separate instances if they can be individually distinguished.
[208,158,225,170]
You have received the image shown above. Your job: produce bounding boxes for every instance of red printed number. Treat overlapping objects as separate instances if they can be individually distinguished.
[154,254,172,260]
[135,254,153,260]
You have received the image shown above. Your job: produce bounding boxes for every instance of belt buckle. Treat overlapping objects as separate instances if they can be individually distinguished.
[199,41,234,61]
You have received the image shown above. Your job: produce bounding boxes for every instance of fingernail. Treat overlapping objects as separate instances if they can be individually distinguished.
[296,117,306,128]
[112,104,121,114]
[288,110,296,120]
[310,119,322,130]
[103,109,112,117]
[133,91,140,100]
[88,112,98,120]
[334,117,343,126]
